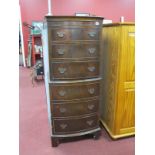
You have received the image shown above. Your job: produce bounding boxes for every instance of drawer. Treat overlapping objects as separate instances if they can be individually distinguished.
[50,28,100,41]
[50,60,99,80]
[52,98,99,117]
[50,81,100,101]
[53,115,98,134]
[49,43,99,59]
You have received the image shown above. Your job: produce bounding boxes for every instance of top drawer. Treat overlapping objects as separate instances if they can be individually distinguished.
[49,28,100,41]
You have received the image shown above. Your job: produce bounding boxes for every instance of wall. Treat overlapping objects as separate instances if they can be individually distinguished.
[52,0,135,21]
[19,0,48,59]
[20,0,135,61]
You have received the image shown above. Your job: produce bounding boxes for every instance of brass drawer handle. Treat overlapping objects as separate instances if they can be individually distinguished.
[60,107,66,113]
[57,49,65,55]
[88,48,96,54]
[88,66,96,72]
[60,123,67,129]
[86,120,94,126]
[88,104,95,110]
[88,32,96,37]
[57,31,65,38]
[88,88,95,94]
[58,67,66,74]
[59,90,66,96]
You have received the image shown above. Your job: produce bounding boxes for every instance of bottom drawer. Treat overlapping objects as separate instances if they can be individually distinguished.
[53,115,98,134]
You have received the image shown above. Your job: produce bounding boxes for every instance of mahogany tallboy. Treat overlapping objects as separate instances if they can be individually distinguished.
[100,23,135,139]
[42,16,103,147]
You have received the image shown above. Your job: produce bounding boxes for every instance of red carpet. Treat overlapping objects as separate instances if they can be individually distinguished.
[19,67,135,155]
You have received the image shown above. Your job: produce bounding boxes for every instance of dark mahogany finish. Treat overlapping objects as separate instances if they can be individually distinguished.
[49,43,99,60]
[52,98,99,117]
[53,115,98,134]
[50,82,100,101]
[44,16,103,147]
[50,28,100,41]
[50,60,99,80]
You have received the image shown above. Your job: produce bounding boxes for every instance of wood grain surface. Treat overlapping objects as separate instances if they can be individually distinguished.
[100,23,135,138]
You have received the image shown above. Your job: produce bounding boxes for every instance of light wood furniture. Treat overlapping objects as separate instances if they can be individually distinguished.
[100,23,135,139]
[42,16,103,146]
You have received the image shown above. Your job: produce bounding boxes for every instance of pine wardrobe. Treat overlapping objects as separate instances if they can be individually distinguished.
[100,23,135,139]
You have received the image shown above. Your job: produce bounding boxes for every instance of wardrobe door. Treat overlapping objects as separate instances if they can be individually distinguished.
[116,26,135,135]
